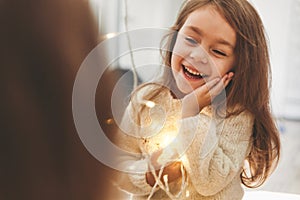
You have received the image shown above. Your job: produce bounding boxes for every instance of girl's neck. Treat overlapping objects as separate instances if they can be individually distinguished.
[169,83,186,100]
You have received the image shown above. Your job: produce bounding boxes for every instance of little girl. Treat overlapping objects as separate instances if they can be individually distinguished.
[114,0,281,199]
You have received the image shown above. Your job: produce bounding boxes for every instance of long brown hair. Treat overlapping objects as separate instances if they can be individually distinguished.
[157,0,280,188]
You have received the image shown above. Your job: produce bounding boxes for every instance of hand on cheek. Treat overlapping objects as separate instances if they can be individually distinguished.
[181,72,234,118]
[224,72,234,86]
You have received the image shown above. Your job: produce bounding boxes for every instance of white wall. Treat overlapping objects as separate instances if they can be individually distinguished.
[117,0,184,82]
[251,0,300,119]
[90,0,184,82]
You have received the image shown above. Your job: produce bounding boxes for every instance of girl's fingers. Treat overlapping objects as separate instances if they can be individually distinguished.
[150,149,163,168]
[223,77,232,87]
[190,73,234,108]
[204,77,220,90]
[209,73,233,97]
[209,75,227,95]
[224,72,234,87]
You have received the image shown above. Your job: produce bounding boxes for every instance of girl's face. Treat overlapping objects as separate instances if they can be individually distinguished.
[171,5,236,94]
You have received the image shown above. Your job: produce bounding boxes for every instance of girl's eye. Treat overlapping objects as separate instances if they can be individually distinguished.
[185,37,198,45]
[212,49,227,57]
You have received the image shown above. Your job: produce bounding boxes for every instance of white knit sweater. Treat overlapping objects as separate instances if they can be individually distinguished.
[115,85,254,200]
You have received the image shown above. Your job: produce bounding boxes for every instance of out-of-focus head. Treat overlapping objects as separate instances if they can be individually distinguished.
[0,0,118,199]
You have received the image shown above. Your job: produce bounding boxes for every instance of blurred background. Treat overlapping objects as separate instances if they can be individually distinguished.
[90,0,300,197]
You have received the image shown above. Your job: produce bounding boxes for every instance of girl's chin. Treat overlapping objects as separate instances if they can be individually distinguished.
[177,83,196,94]
[180,81,205,93]
[172,71,206,95]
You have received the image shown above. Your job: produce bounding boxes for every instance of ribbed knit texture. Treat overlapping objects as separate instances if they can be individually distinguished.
[115,86,254,200]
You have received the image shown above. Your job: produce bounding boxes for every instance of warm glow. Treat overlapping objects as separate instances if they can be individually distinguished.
[105,118,114,125]
[105,32,117,39]
[145,100,155,108]
[157,131,181,165]
[186,190,190,197]
[161,134,172,147]
[163,174,168,183]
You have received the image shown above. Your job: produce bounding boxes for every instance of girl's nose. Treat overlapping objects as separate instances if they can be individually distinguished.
[189,46,208,64]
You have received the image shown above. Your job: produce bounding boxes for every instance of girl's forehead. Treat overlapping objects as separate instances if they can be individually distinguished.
[181,6,236,45]
[185,6,224,25]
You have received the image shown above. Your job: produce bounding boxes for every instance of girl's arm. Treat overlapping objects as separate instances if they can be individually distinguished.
[178,109,253,196]
[113,102,154,196]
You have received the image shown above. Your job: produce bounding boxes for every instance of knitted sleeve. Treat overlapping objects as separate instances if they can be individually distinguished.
[113,101,154,196]
[178,109,253,196]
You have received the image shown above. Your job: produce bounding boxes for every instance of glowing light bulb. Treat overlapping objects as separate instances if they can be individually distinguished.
[105,118,114,125]
[186,190,190,197]
[157,132,180,164]
[163,174,168,183]
[105,32,117,39]
[161,135,172,147]
[145,100,155,108]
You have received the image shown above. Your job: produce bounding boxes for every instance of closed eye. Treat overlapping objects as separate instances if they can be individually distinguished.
[185,37,198,46]
[212,49,227,56]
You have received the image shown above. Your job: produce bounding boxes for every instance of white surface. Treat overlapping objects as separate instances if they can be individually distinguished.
[244,191,300,200]
[250,0,300,118]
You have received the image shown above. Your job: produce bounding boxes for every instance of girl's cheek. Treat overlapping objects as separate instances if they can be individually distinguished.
[171,55,182,71]
[209,61,225,77]
[172,44,183,58]
[173,39,190,58]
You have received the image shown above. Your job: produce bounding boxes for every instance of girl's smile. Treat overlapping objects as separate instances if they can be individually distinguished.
[182,64,209,80]
[171,5,236,94]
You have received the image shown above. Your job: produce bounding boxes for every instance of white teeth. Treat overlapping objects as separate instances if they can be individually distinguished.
[184,65,206,76]
[185,66,200,75]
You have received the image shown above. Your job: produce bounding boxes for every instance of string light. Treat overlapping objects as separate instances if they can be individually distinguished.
[145,100,155,108]
[186,190,190,198]
[124,0,138,89]
[105,118,114,125]
[104,32,117,39]
[122,2,189,199]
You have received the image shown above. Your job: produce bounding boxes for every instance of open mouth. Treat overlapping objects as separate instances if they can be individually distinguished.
[182,64,208,80]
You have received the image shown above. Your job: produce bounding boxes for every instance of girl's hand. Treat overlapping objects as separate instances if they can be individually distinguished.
[182,72,234,118]
[146,161,182,187]
[146,149,182,187]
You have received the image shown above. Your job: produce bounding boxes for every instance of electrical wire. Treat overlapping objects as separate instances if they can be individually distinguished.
[124,0,138,89]
[123,1,188,199]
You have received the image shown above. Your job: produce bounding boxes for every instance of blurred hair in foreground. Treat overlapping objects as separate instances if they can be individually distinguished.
[0,0,120,199]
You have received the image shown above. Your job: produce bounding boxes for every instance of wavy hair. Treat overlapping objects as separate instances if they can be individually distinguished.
[159,0,281,188]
